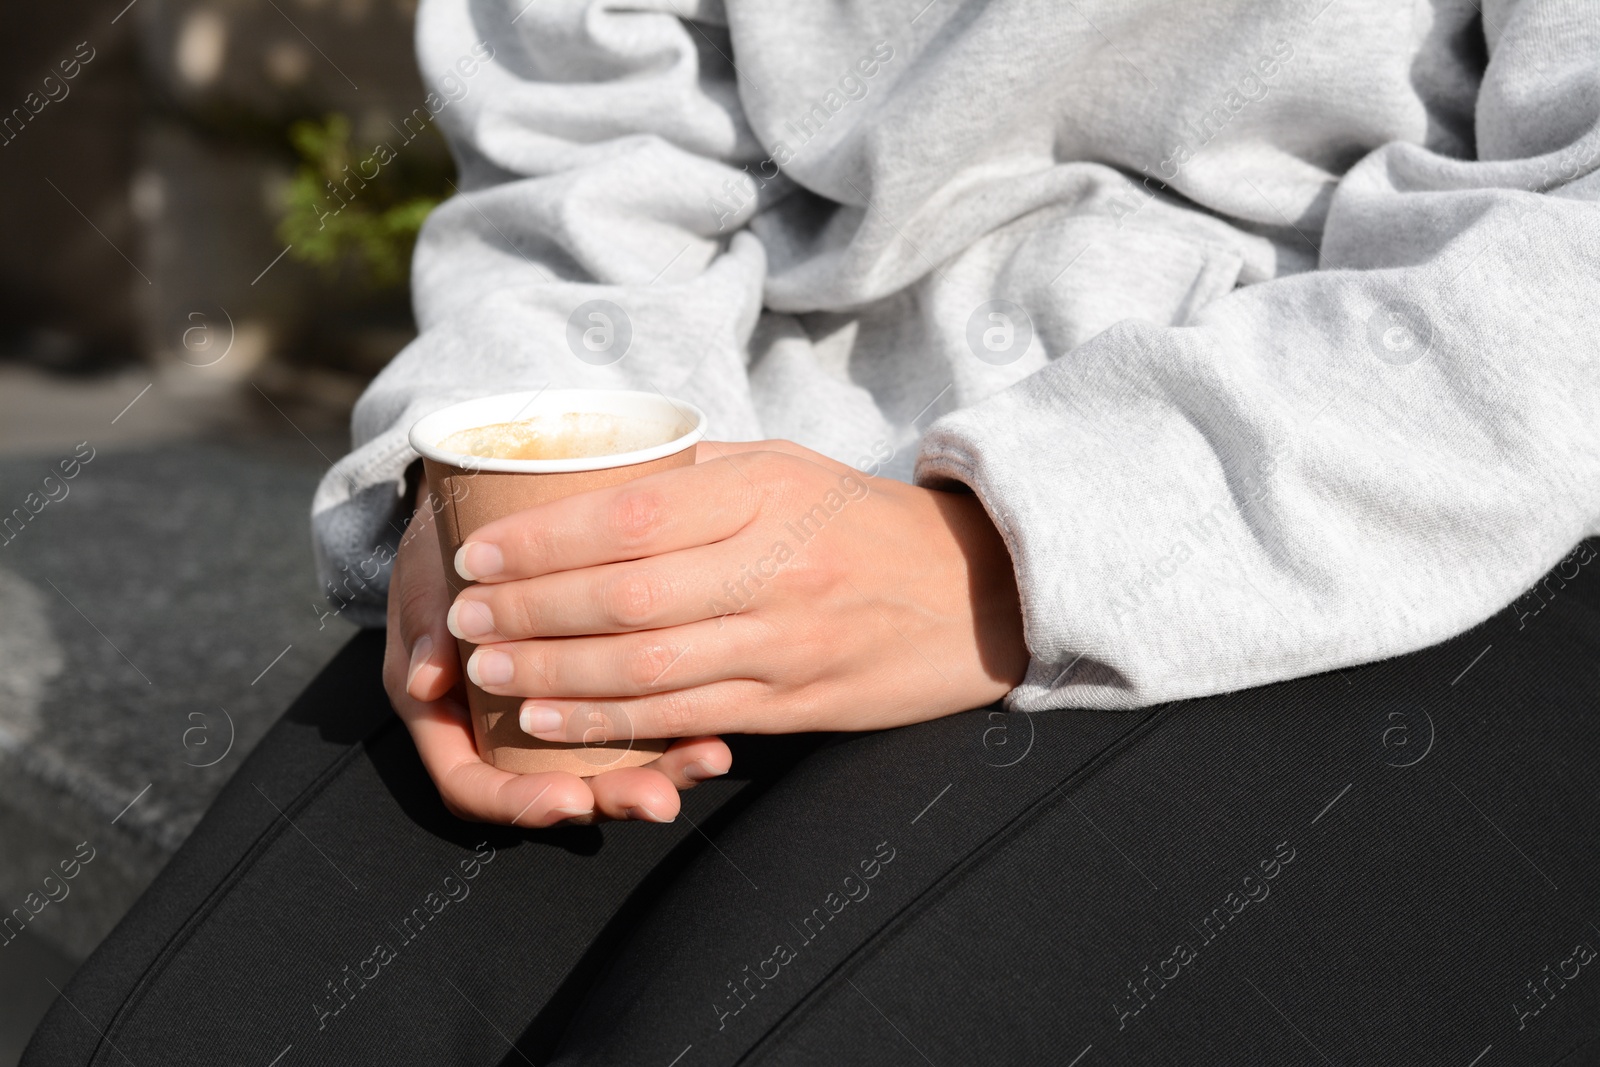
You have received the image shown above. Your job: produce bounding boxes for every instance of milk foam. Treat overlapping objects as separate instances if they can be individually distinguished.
[439,412,684,461]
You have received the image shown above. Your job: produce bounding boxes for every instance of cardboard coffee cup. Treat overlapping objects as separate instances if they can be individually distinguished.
[408,389,707,777]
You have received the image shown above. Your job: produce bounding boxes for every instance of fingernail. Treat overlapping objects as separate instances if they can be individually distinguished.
[519,703,563,737]
[447,599,495,641]
[455,541,504,581]
[405,634,433,693]
[684,760,728,782]
[552,806,594,818]
[466,648,513,687]
[627,803,674,824]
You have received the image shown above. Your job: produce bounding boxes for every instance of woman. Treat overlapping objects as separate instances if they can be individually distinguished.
[27,0,1600,1063]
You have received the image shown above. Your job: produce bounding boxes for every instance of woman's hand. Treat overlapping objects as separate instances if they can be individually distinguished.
[383,480,734,828]
[444,440,1028,756]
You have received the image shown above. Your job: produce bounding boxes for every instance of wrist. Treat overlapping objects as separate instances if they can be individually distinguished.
[931,488,1030,695]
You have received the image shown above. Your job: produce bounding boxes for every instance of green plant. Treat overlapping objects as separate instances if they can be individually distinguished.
[277,113,445,288]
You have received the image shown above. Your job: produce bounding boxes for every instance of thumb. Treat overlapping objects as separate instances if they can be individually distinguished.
[393,494,461,704]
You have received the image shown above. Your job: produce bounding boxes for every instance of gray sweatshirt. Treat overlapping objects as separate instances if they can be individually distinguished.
[312,0,1600,712]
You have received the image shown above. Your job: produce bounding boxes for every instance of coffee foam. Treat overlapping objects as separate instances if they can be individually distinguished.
[439,412,684,462]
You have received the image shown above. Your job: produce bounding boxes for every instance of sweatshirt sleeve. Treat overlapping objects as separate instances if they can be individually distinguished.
[310,0,776,627]
[916,0,1600,711]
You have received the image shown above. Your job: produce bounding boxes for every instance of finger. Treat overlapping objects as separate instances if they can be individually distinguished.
[586,767,682,822]
[692,439,788,462]
[649,735,733,790]
[449,543,758,640]
[574,735,732,824]
[517,679,776,743]
[393,691,598,826]
[465,617,754,700]
[393,494,461,704]
[452,457,759,583]
[695,438,853,472]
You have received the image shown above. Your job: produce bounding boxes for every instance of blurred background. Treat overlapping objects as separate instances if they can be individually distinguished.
[0,1,447,1058]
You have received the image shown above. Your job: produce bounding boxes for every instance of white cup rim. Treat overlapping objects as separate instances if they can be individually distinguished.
[408,389,707,473]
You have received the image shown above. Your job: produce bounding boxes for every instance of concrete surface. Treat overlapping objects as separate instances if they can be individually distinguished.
[0,365,364,1062]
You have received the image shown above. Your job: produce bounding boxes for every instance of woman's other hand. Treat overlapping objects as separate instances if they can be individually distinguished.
[382,480,733,828]
[445,440,1028,756]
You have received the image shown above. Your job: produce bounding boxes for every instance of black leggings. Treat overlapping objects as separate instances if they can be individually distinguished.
[24,543,1600,1066]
